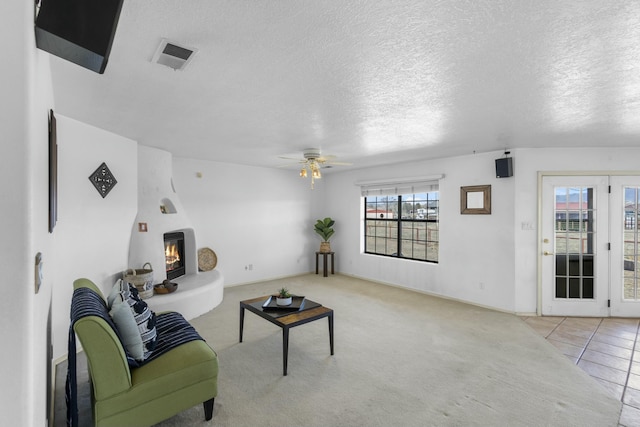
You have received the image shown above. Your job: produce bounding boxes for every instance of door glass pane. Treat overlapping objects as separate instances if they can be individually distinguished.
[569,278,581,298]
[568,255,580,276]
[554,186,596,300]
[556,278,567,298]
[583,256,594,276]
[623,187,640,300]
[555,235,566,254]
[556,255,567,276]
[583,279,594,299]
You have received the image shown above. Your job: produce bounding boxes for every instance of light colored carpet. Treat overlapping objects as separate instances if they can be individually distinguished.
[56,274,622,426]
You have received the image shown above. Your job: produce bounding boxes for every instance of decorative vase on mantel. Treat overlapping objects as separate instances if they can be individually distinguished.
[319,241,331,253]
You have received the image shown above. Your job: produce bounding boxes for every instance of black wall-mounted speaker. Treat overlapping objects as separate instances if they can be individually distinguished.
[35,0,124,74]
[495,157,513,178]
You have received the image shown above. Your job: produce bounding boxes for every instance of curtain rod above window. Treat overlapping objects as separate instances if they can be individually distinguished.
[354,174,444,187]
[355,174,444,197]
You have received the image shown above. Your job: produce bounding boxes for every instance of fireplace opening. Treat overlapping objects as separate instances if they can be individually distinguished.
[164,231,185,280]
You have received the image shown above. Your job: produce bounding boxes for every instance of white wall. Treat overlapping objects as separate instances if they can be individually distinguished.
[28,53,56,427]
[324,151,517,312]
[0,1,55,426]
[172,158,314,286]
[51,115,138,359]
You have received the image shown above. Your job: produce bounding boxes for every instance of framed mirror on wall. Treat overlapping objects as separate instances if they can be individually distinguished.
[460,185,491,214]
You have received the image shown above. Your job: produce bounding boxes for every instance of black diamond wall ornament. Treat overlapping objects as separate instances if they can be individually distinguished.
[89,162,118,198]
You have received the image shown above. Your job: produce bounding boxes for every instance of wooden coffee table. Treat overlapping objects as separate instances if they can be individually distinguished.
[239,296,334,375]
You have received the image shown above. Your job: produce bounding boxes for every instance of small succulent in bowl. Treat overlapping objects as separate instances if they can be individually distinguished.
[277,287,291,298]
[276,287,292,306]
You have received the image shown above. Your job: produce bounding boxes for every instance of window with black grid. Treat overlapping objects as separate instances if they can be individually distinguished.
[364,191,439,262]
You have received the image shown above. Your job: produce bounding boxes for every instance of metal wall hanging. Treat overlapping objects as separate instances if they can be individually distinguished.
[89,162,118,198]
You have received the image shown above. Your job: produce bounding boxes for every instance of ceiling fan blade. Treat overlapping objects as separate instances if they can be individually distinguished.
[316,154,352,166]
[325,161,353,166]
[276,161,306,168]
[317,154,336,160]
[278,150,352,169]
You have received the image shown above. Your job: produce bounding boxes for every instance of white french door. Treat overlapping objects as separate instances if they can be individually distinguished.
[609,176,640,317]
[541,176,609,316]
[541,175,640,317]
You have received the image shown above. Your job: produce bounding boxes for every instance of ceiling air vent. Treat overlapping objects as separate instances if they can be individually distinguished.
[152,39,198,71]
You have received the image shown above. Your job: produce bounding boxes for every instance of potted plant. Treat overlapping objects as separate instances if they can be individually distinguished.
[276,287,292,306]
[314,217,335,253]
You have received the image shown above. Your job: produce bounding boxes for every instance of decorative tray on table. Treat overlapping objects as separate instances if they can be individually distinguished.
[262,296,306,311]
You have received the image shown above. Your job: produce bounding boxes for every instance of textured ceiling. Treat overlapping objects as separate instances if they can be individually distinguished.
[49,0,640,172]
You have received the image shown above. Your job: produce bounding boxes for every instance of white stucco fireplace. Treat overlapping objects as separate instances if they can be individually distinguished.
[128,145,223,319]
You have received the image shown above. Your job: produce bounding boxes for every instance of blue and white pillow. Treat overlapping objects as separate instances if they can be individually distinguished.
[109,295,144,360]
[108,279,157,361]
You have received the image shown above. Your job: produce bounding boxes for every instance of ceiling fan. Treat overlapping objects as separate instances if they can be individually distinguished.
[279,148,352,189]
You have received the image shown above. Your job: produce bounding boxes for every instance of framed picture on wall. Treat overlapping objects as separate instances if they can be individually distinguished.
[460,185,491,214]
[48,109,57,233]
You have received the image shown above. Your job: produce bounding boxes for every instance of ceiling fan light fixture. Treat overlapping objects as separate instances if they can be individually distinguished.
[279,148,351,189]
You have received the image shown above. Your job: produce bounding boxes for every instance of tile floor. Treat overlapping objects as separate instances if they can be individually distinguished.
[521,316,640,427]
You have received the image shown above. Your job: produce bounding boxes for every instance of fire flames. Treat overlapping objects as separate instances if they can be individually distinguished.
[165,242,181,268]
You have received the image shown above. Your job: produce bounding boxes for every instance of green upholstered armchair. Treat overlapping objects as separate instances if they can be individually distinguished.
[72,278,218,427]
